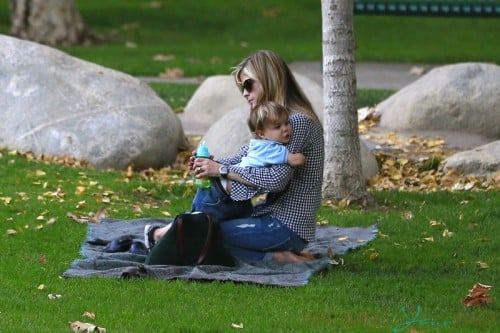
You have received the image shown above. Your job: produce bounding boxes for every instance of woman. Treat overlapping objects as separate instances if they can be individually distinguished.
[148,50,324,263]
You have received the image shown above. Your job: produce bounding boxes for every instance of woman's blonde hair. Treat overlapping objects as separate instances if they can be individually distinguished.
[232,50,321,125]
[247,101,290,134]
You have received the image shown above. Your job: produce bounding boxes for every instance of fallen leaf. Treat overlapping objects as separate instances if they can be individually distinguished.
[231,323,244,329]
[159,67,184,79]
[462,282,492,307]
[37,284,46,290]
[339,198,350,207]
[17,192,29,201]
[69,321,106,333]
[75,186,86,195]
[82,312,96,320]
[149,1,162,9]
[125,165,134,179]
[476,261,489,269]
[378,231,389,238]
[125,41,137,48]
[153,54,175,62]
[6,229,17,235]
[369,252,379,261]
[442,229,454,238]
[428,220,441,227]
[1,196,12,204]
[121,22,140,31]
[67,212,88,224]
[402,211,414,220]
[88,208,107,224]
[76,201,87,209]
[409,66,426,76]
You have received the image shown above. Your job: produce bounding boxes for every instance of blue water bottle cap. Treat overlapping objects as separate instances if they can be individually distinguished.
[196,141,210,158]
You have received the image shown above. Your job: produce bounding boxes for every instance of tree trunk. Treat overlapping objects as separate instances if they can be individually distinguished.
[9,0,96,46]
[321,0,375,208]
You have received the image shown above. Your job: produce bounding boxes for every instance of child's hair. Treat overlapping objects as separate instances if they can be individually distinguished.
[247,102,290,134]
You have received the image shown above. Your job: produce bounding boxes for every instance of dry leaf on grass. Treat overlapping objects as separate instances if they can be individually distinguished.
[231,323,244,329]
[159,67,184,79]
[83,312,96,320]
[67,209,107,224]
[6,229,17,235]
[69,321,106,333]
[462,282,493,307]
[476,261,489,269]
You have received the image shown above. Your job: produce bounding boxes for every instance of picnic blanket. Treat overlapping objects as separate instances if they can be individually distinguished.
[63,218,378,287]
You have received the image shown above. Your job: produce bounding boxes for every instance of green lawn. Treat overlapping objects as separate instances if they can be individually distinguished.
[1,1,498,76]
[0,1,498,332]
[0,151,498,332]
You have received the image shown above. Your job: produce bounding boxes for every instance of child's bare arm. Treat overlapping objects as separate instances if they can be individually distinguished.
[287,152,305,167]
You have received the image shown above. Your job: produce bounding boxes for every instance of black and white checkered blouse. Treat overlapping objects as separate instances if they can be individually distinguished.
[217,112,324,242]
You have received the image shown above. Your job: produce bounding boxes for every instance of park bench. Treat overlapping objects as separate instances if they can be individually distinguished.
[354,0,500,17]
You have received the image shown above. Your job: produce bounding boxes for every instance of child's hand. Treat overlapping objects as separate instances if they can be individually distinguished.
[288,152,305,167]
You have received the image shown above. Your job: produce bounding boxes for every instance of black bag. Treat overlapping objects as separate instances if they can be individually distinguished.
[145,212,235,267]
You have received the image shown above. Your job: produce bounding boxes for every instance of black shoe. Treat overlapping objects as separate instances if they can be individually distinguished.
[86,238,110,246]
[129,241,148,255]
[103,235,133,253]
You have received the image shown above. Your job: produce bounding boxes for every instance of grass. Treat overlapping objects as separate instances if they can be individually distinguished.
[0,1,498,332]
[1,1,498,76]
[0,150,498,332]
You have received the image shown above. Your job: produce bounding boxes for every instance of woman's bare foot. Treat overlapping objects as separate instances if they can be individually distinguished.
[272,250,312,263]
[299,250,316,260]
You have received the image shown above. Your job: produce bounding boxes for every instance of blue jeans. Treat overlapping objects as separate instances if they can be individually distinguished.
[191,179,253,221]
[218,215,307,261]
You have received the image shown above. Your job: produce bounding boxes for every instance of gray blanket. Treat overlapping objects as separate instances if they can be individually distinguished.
[63,218,378,287]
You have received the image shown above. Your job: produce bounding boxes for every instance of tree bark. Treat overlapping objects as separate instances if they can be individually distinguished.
[321,0,375,208]
[9,0,96,46]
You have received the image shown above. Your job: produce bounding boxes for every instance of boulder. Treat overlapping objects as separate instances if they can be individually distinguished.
[443,140,500,176]
[0,34,187,169]
[180,73,324,135]
[202,106,379,180]
[377,63,500,139]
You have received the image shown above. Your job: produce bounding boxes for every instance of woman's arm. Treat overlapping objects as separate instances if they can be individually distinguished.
[215,145,248,165]
[227,113,313,199]
[193,113,313,201]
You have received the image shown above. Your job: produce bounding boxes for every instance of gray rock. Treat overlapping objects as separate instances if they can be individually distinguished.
[377,63,500,139]
[184,73,377,179]
[180,73,324,135]
[0,34,187,169]
[443,140,500,176]
[202,106,379,180]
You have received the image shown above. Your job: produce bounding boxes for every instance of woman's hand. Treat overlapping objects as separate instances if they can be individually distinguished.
[192,157,220,179]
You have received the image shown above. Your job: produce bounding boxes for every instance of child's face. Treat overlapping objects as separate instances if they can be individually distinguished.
[257,120,292,144]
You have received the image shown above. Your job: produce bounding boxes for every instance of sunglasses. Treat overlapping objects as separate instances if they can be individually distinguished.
[240,79,254,92]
